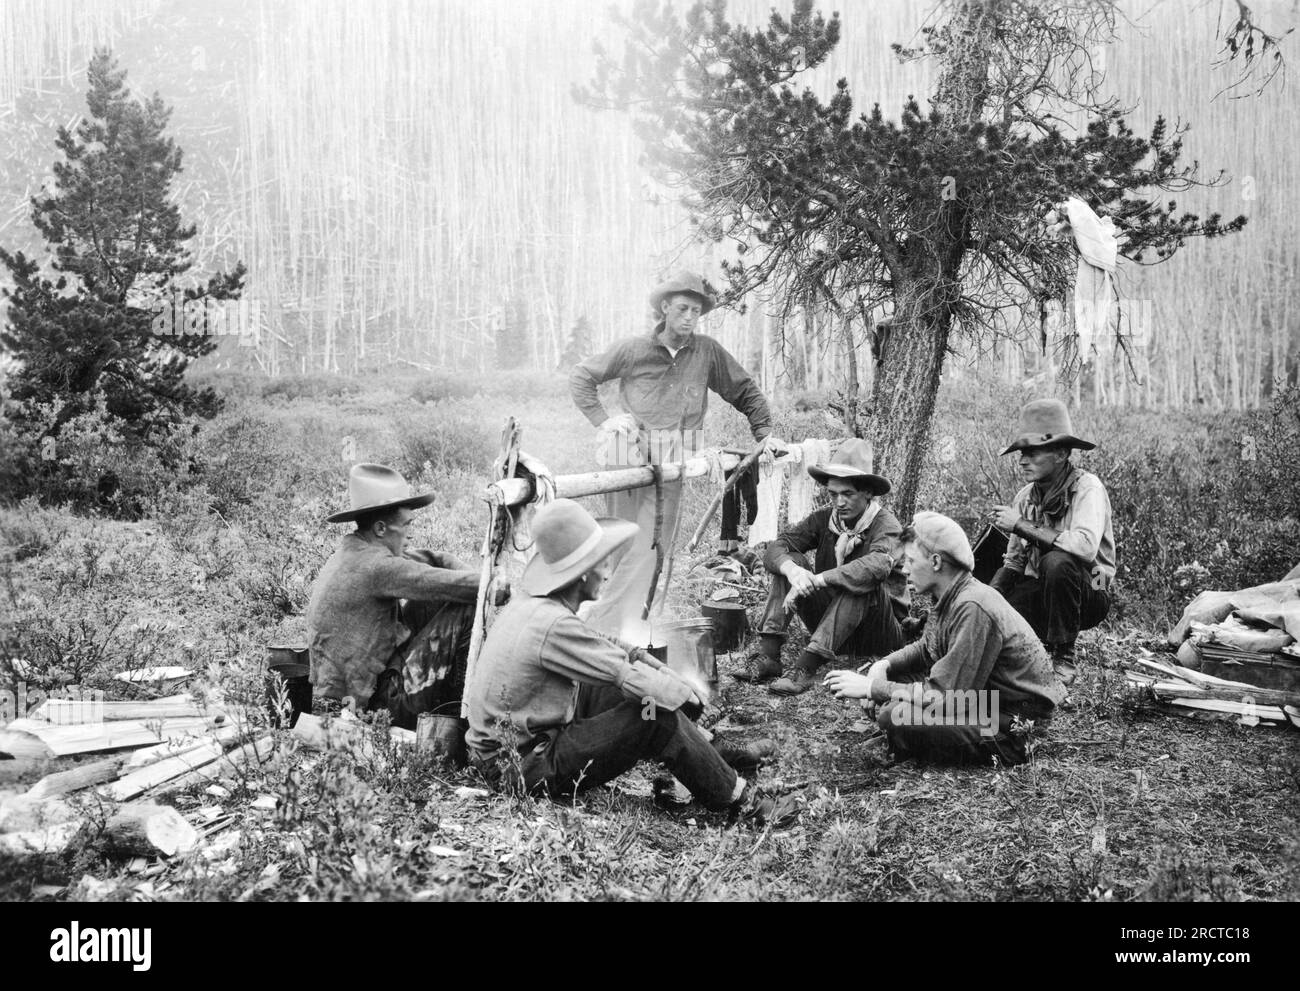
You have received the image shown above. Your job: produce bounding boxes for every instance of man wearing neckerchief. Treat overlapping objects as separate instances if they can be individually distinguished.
[989,399,1115,686]
[738,438,909,696]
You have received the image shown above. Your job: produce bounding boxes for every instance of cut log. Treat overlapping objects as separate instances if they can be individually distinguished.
[101,802,198,857]
[101,740,226,802]
[28,694,204,725]
[2,716,222,757]
[1127,672,1300,708]
[146,735,276,799]
[25,755,128,800]
[0,794,78,833]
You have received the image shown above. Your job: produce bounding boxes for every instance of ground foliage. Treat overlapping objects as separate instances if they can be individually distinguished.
[0,370,1296,901]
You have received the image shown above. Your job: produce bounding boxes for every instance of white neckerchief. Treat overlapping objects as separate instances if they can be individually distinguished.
[829,498,881,565]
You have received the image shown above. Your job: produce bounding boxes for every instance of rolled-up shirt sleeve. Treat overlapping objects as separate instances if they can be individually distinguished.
[707,341,771,441]
[371,557,479,603]
[1052,475,1110,565]
[569,342,628,428]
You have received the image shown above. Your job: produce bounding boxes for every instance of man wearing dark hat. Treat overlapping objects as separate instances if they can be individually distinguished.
[307,463,494,729]
[988,399,1116,685]
[467,499,791,823]
[825,512,1064,766]
[568,271,780,642]
[739,438,909,696]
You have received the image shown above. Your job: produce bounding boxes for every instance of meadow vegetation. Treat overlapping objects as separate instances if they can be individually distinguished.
[0,370,1297,901]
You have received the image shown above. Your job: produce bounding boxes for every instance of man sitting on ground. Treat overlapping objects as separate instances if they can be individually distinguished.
[825,512,1064,766]
[988,399,1116,685]
[307,463,494,730]
[467,499,789,823]
[737,438,909,696]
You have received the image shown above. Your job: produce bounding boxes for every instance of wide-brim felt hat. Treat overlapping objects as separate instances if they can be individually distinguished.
[326,463,436,523]
[523,498,640,596]
[649,271,717,316]
[807,437,891,495]
[1001,398,1096,455]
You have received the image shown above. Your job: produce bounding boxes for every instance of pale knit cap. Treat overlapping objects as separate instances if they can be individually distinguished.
[909,511,975,572]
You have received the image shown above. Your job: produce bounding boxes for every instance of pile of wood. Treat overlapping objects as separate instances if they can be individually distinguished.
[1126,655,1300,729]
[0,693,275,858]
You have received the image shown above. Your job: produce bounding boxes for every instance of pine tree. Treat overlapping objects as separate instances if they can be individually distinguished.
[581,0,1247,517]
[0,48,245,443]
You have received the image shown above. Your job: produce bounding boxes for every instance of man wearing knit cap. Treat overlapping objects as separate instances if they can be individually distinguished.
[988,399,1115,685]
[739,438,909,696]
[825,512,1064,766]
[568,271,782,643]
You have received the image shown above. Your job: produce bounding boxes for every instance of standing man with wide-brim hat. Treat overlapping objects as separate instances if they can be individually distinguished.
[987,399,1116,685]
[467,499,791,824]
[740,438,910,696]
[307,463,502,729]
[568,271,782,643]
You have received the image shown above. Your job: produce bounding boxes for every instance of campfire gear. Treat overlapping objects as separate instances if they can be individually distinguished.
[701,600,749,651]
[659,617,718,693]
[523,499,639,597]
[910,511,976,572]
[1000,398,1095,455]
[648,270,717,316]
[326,463,436,524]
[807,437,891,496]
[266,645,312,728]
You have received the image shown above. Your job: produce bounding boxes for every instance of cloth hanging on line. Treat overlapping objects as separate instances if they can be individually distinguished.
[1061,197,1119,357]
[747,459,787,545]
[786,438,833,522]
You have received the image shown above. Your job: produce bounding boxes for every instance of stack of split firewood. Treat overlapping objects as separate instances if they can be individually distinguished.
[0,690,423,860]
[1125,654,1300,730]
[0,692,276,858]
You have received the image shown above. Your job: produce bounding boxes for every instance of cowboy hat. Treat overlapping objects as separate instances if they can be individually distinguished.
[326,463,436,524]
[807,437,891,496]
[523,499,640,596]
[1000,398,1096,455]
[648,271,717,316]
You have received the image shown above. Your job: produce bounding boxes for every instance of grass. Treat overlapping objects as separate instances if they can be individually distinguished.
[0,370,1297,901]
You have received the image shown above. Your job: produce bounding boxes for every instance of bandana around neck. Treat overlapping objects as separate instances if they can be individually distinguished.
[829,498,880,566]
[1026,462,1080,525]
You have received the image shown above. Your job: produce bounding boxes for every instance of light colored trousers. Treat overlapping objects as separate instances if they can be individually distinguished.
[580,478,684,647]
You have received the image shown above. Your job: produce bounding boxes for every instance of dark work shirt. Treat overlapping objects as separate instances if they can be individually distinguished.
[569,326,772,440]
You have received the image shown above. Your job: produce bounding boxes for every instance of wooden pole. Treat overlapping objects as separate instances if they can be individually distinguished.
[490,450,757,508]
